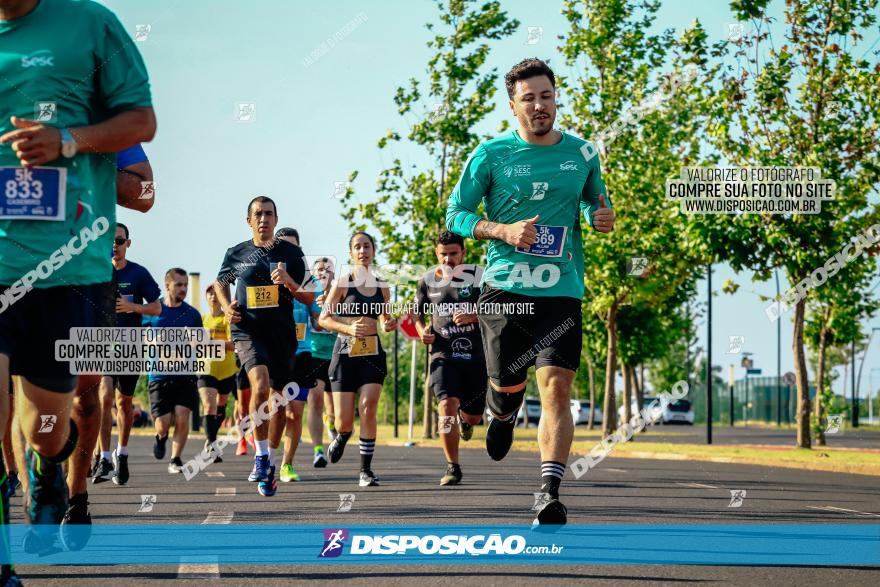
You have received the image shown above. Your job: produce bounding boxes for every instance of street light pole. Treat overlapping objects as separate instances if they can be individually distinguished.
[775,270,781,426]
[854,327,880,429]
[729,364,735,427]
[706,264,712,445]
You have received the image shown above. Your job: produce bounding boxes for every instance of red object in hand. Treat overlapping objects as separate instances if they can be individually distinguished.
[398,314,420,341]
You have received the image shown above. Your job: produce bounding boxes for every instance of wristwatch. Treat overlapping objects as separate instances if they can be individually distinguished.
[59,128,77,158]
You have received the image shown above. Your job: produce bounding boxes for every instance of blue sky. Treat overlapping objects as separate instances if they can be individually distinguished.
[101,0,879,404]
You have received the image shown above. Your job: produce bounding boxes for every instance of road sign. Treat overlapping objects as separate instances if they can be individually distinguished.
[398,314,420,341]
[783,371,796,386]
[746,368,762,375]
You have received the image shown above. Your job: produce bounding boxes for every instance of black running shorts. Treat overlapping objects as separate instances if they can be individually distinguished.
[0,282,114,393]
[197,374,235,395]
[234,328,297,391]
[477,285,582,388]
[329,352,387,392]
[148,377,199,418]
[310,355,331,391]
[292,351,316,390]
[429,357,488,416]
[113,374,141,397]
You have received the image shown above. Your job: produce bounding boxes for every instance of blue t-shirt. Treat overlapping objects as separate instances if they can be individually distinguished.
[293,286,321,355]
[115,260,160,328]
[142,300,202,382]
[116,144,148,169]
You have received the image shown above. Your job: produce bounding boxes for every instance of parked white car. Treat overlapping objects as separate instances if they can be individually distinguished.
[617,397,694,425]
[570,399,603,425]
[484,398,542,426]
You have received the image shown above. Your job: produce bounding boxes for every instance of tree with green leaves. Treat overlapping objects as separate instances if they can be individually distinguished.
[559,0,719,437]
[338,0,518,437]
[705,0,880,447]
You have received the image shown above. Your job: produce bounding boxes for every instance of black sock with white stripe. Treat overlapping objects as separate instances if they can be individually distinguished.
[540,461,565,500]
[359,438,376,472]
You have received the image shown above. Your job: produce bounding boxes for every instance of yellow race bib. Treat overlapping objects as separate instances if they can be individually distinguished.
[246,285,279,309]
[349,336,378,357]
[296,323,306,341]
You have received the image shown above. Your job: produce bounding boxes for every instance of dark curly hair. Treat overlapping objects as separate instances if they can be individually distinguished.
[505,58,555,99]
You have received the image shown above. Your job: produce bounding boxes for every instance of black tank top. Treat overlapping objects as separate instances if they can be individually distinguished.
[332,273,387,357]
[337,273,385,320]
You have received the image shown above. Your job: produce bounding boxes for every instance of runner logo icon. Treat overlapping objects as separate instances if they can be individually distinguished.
[319,529,349,558]
[529,182,549,200]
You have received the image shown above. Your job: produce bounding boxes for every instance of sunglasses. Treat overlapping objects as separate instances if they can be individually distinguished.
[114,238,128,246]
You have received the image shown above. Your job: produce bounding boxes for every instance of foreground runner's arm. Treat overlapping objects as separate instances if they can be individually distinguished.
[214,250,241,324]
[116,144,154,213]
[317,282,369,337]
[412,277,435,345]
[444,144,539,247]
[379,286,397,332]
[272,257,315,306]
[0,108,156,166]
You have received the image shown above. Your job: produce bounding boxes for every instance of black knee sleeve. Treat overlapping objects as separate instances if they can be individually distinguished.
[486,389,525,421]
[45,419,78,464]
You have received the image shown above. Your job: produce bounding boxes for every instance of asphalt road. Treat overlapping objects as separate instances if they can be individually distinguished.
[13,435,880,586]
[607,424,880,449]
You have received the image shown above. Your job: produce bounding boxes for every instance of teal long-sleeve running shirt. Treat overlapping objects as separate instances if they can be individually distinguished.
[445,130,609,300]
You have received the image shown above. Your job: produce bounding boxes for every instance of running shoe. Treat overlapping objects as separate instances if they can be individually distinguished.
[4,472,19,499]
[59,492,91,551]
[328,434,349,463]
[91,457,113,484]
[279,463,300,483]
[532,498,568,528]
[258,466,277,496]
[248,454,270,482]
[88,453,99,477]
[236,436,248,456]
[205,440,223,464]
[439,463,462,486]
[358,470,380,487]
[485,414,516,461]
[24,447,68,527]
[153,434,168,460]
[0,566,22,586]
[459,419,474,442]
[167,457,183,474]
[313,450,328,468]
[112,452,129,486]
[324,414,338,441]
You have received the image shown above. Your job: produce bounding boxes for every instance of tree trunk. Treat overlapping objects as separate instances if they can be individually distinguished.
[814,311,830,446]
[587,353,596,430]
[632,364,645,433]
[622,362,633,441]
[622,362,633,424]
[602,302,619,437]
[634,364,644,412]
[793,297,811,448]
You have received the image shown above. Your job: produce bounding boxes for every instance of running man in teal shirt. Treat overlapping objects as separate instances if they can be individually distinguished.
[446,58,615,527]
[0,0,155,559]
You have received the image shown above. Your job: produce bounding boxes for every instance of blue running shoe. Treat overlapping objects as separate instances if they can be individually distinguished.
[248,454,270,482]
[22,448,67,554]
[25,448,67,526]
[4,472,19,500]
[258,465,277,497]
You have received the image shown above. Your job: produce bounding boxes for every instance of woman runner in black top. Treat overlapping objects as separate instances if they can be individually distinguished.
[319,232,397,487]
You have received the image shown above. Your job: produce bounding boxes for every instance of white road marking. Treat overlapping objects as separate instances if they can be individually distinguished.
[215,487,236,496]
[202,511,234,524]
[601,468,629,473]
[177,556,220,579]
[177,512,232,578]
[676,482,719,490]
[807,506,880,518]
[206,471,225,478]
